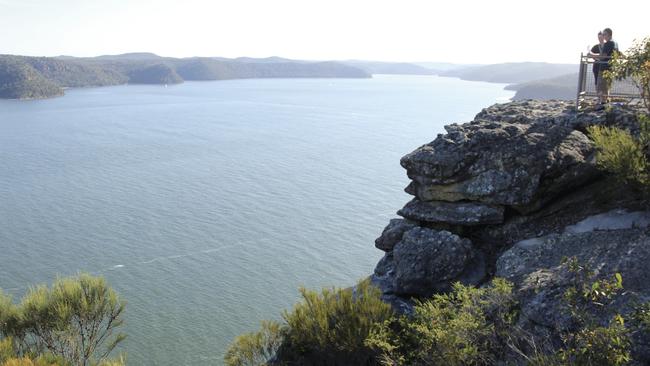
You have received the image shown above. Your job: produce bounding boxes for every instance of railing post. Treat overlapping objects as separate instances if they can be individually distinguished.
[576,53,585,109]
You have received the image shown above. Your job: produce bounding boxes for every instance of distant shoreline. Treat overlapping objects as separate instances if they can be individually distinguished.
[0,53,578,101]
[0,53,371,100]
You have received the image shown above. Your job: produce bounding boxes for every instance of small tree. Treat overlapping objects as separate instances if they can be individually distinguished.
[0,274,126,366]
[225,278,394,365]
[608,37,650,112]
[282,278,393,364]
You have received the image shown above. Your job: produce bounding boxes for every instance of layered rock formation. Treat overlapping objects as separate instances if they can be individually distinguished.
[371,100,649,323]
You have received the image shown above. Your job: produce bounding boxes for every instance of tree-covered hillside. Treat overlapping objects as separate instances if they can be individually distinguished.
[0,54,370,99]
[505,73,578,100]
[0,56,63,99]
[23,56,129,87]
[441,62,577,84]
[127,63,183,84]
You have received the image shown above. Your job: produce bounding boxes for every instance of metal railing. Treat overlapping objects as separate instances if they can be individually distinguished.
[576,53,642,108]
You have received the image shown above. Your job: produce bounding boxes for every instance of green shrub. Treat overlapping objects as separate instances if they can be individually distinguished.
[0,354,126,366]
[0,275,126,366]
[224,279,393,365]
[562,257,624,321]
[282,278,393,364]
[0,292,23,345]
[607,37,650,112]
[559,316,630,366]
[224,320,283,366]
[0,352,79,366]
[632,301,650,329]
[558,257,631,366]
[227,265,640,365]
[366,278,517,366]
[2,356,62,366]
[588,115,649,188]
[0,338,15,364]
[0,336,69,366]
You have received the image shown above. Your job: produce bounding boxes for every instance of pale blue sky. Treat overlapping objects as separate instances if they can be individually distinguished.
[1,0,648,64]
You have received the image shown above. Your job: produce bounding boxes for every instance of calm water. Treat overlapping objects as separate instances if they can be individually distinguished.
[0,75,513,365]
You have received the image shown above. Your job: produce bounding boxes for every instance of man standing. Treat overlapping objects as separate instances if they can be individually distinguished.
[597,28,619,104]
[589,31,605,88]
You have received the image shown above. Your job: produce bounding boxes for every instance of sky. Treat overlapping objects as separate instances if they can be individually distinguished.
[1,0,648,64]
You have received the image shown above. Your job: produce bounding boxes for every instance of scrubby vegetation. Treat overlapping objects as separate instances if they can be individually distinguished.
[0,275,125,366]
[608,37,650,112]
[224,278,393,366]
[281,278,393,364]
[588,114,649,187]
[228,261,650,366]
[554,257,631,366]
[224,321,283,366]
[366,278,517,366]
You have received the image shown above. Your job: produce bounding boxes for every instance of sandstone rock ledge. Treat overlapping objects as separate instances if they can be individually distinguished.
[371,100,649,327]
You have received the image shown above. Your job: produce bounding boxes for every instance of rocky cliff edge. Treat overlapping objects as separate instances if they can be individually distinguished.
[371,100,650,353]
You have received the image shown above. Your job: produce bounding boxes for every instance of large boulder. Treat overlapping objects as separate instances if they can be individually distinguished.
[401,119,599,213]
[399,101,646,216]
[373,227,485,298]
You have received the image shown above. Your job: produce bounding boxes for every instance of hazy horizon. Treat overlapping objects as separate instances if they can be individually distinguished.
[6,51,579,66]
[2,0,648,65]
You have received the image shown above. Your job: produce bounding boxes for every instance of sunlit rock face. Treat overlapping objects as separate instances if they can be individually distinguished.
[371,101,649,322]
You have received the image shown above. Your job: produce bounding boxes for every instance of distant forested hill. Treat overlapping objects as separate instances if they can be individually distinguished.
[505,73,578,101]
[0,54,584,101]
[434,62,580,101]
[173,58,369,80]
[441,62,577,84]
[342,61,437,75]
[0,54,370,99]
[25,56,129,87]
[0,56,64,99]
[126,63,183,84]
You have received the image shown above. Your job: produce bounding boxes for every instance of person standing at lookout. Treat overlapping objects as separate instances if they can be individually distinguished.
[588,31,605,88]
[596,28,619,104]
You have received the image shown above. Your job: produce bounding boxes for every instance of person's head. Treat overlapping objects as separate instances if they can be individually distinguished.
[598,31,604,43]
[603,28,613,40]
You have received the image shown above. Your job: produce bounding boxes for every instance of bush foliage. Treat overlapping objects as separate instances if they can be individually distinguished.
[588,114,650,188]
[557,257,631,366]
[224,278,393,366]
[366,278,517,366]
[227,267,650,366]
[282,278,393,358]
[0,275,125,366]
[608,37,650,112]
[224,321,283,366]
